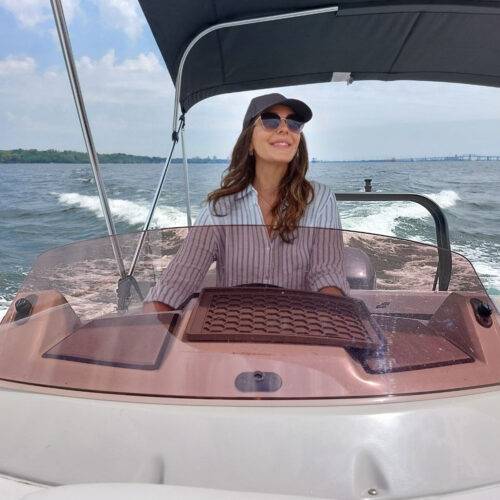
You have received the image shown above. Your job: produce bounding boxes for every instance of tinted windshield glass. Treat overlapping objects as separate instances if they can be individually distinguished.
[0,226,496,400]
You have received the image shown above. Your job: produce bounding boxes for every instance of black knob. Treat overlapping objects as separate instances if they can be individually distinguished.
[15,298,32,315]
[14,297,33,321]
[477,302,492,318]
[470,298,493,328]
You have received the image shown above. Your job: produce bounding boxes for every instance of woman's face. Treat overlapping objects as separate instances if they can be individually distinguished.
[251,104,301,165]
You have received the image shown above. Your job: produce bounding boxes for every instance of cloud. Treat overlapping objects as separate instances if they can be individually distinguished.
[1,50,500,159]
[94,0,145,40]
[0,51,173,155]
[0,55,36,74]
[75,50,168,104]
[0,0,145,44]
[0,0,80,28]
[0,0,50,27]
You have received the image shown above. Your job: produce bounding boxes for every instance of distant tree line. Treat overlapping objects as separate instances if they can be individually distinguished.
[0,149,227,164]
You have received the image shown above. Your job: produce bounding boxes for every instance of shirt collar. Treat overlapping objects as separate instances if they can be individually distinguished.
[235,184,257,201]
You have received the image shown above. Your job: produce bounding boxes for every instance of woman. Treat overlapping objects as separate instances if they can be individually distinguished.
[145,93,349,312]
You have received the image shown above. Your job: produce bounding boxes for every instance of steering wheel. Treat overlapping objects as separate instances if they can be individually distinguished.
[234,283,283,289]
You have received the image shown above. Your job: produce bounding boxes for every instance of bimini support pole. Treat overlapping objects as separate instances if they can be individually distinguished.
[180,124,193,227]
[127,117,184,280]
[50,0,126,280]
[116,118,183,310]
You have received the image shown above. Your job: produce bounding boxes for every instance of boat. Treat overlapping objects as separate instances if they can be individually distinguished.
[1,0,499,498]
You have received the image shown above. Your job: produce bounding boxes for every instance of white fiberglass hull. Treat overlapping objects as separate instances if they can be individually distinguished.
[5,480,500,500]
[2,386,500,499]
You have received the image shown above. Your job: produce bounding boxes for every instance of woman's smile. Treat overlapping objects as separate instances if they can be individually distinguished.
[269,139,292,148]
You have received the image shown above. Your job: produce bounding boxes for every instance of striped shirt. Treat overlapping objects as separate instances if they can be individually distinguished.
[146,181,349,308]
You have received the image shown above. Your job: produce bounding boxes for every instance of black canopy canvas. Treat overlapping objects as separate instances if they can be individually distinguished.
[138,1,500,113]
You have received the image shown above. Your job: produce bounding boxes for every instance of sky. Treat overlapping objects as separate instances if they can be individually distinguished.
[1,0,500,161]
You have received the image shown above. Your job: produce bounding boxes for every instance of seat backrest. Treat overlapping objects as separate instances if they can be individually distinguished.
[344,247,376,290]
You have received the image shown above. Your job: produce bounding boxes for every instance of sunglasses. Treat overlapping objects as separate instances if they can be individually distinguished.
[258,112,305,134]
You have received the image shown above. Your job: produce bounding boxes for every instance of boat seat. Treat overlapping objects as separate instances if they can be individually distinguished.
[344,247,376,290]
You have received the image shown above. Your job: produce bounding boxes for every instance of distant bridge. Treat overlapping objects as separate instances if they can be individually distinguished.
[393,154,500,162]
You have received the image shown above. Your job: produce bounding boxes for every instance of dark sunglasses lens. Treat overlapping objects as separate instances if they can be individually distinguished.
[260,113,304,133]
[260,113,281,130]
[286,118,304,133]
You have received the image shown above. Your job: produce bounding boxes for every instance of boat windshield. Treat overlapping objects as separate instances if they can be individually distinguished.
[0,225,497,400]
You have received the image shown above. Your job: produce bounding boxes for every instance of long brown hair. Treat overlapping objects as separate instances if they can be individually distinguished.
[207,119,314,242]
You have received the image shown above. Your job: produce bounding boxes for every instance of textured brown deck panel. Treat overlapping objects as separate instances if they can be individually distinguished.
[184,288,383,349]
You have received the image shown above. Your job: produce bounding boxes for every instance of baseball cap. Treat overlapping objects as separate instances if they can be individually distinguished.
[243,93,312,129]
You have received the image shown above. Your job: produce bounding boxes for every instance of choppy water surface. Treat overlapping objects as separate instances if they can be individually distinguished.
[0,160,499,315]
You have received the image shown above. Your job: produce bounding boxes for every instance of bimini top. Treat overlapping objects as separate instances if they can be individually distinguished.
[138,0,500,113]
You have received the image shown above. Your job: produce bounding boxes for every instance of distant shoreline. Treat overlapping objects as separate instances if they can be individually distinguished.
[0,149,225,164]
[1,149,499,164]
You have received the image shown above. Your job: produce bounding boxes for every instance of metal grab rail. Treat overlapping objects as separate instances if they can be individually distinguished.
[335,193,452,291]
[172,4,340,133]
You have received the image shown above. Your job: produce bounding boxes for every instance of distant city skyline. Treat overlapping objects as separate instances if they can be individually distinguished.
[1,1,500,161]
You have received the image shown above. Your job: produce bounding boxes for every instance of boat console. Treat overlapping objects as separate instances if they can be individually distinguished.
[0,226,496,401]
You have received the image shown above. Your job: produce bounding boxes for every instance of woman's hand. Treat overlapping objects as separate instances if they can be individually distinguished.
[142,301,175,313]
[320,286,345,297]
[142,301,176,327]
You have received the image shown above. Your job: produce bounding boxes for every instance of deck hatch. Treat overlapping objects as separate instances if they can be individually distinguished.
[351,316,474,373]
[43,313,178,370]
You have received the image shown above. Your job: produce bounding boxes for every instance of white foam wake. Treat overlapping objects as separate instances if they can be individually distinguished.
[0,296,10,321]
[341,190,460,236]
[472,260,500,295]
[453,242,500,297]
[54,193,189,228]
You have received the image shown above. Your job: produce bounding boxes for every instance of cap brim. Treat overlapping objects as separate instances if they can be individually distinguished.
[243,92,313,129]
[275,98,312,123]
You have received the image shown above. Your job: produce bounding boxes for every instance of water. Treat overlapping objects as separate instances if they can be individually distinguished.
[0,161,499,317]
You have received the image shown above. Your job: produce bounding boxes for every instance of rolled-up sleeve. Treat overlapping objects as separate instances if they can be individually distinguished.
[307,192,350,295]
[145,209,217,307]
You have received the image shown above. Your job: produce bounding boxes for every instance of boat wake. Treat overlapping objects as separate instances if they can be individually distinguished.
[339,189,499,294]
[0,296,10,321]
[340,190,460,236]
[454,242,500,296]
[53,192,189,228]
[47,189,500,297]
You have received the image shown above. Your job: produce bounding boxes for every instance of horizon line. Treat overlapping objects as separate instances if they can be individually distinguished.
[1,148,500,164]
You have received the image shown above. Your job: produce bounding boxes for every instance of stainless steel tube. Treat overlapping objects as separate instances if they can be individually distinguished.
[50,0,126,278]
[128,120,183,277]
[172,5,339,133]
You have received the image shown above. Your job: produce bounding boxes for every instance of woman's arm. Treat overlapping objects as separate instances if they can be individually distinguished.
[308,226,350,296]
[307,188,350,296]
[144,220,218,309]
